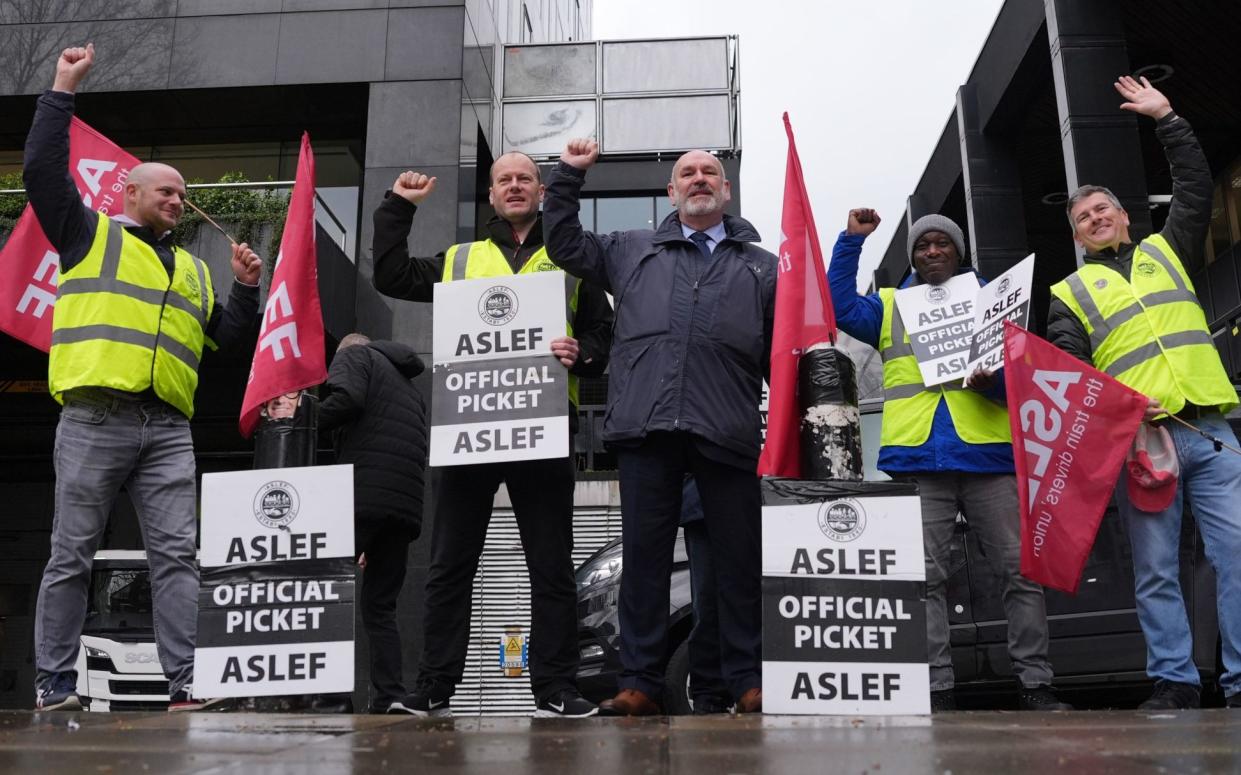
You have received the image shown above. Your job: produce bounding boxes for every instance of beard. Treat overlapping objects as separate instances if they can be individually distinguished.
[675,188,725,217]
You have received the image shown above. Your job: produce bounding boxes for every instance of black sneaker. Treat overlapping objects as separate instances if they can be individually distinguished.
[168,688,234,712]
[1226,693,1241,709]
[691,695,733,715]
[388,688,452,718]
[35,674,81,712]
[534,689,598,718]
[930,689,957,712]
[1138,680,1200,710]
[1019,684,1073,711]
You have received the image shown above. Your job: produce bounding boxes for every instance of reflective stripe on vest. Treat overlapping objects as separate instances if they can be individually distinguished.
[877,288,1011,447]
[49,213,215,418]
[442,240,581,405]
[1049,234,1237,415]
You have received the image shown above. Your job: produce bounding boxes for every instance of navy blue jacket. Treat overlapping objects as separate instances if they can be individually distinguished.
[827,231,1013,475]
[543,162,776,466]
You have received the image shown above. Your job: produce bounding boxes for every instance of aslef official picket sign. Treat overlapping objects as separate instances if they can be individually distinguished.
[193,464,356,698]
[761,479,929,715]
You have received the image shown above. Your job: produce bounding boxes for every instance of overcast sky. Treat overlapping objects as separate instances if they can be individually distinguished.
[595,0,1005,286]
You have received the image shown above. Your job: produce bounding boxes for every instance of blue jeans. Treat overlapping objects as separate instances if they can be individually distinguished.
[1115,413,1241,698]
[35,388,199,696]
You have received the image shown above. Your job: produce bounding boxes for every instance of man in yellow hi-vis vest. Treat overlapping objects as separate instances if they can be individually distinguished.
[372,152,612,718]
[828,208,1071,712]
[23,45,261,712]
[1048,76,1241,711]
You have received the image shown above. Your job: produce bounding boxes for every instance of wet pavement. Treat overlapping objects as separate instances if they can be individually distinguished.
[1,709,1239,774]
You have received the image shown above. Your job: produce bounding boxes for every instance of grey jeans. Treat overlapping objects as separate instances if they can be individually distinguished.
[912,472,1054,691]
[35,388,199,696]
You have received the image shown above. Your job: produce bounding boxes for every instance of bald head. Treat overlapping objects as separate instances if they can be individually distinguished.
[667,150,730,229]
[488,151,544,227]
[125,162,187,233]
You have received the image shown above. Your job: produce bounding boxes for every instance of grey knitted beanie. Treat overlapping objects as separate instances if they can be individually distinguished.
[907,214,967,265]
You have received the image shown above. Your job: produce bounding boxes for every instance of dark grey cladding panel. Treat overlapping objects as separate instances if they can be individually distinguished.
[177,0,283,14]
[275,10,388,84]
[0,19,176,95]
[462,45,494,102]
[364,81,462,168]
[281,0,388,10]
[0,0,175,23]
[170,14,280,88]
[384,7,465,82]
[356,163,457,350]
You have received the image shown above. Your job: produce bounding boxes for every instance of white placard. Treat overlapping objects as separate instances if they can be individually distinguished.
[195,465,355,699]
[894,273,980,387]
[762,489,929,716]
[966,254,1036,373]
[200,465,355,567]
[762,497,926,582]
[431,272,569,466]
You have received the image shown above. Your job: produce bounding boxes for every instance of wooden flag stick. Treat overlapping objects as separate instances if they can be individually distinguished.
[183,198,240,245]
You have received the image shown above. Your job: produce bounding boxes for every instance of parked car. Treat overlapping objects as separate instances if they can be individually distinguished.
[73,551,170,711]
[575,399,1229,711]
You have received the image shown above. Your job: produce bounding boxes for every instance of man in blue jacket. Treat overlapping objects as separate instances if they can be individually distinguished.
[828,208,1069,711]
[545,139,776,715]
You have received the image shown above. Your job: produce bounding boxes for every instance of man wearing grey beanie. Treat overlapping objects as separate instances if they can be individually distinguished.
[827,208,1070,712]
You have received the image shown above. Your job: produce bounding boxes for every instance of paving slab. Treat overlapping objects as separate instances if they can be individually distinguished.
[0,710,1239,774]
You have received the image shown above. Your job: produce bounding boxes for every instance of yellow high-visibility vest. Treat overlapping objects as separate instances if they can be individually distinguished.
[877,287,1011,447]
[49,213,215,418]
[442,240,582,405]
[1050,234,1236,415]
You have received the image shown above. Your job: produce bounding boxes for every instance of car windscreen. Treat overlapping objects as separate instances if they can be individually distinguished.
[83,567,155,635]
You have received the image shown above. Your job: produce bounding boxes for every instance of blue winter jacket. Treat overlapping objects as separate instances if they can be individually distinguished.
[827,231,1014,475]
[543,162,777,466]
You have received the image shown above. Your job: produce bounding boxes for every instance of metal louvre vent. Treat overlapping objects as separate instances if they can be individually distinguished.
[452,492,621,716]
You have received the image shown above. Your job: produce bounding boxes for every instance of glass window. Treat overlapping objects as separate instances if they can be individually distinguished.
[655,194,675,226]
[503,44,596,98]
[602,95,731,153]
[502,100,596,156]
[602,38,729,94]
[577,198,596,231]
[596,196,654,233]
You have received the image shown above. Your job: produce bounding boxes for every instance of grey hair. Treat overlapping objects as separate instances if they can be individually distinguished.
[1065,185,1124,229]
[338,333,371,350]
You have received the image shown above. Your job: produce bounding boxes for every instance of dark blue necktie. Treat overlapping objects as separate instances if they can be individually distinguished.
[688,230,712,259]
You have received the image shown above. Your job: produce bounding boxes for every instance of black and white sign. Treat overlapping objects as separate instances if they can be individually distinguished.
[966,254,1035,374]
[894,273,980,387]
[431,272,569,465]
[762,486,929,715]
[194,465,355,698]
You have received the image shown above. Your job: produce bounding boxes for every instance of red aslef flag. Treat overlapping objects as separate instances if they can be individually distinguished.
[0,118,141,351]
[1004,321,1147,593]
[239,132,326,438]
[757,113,837,478]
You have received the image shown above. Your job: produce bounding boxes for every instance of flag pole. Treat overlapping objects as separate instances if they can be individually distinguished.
[184,198,240,245]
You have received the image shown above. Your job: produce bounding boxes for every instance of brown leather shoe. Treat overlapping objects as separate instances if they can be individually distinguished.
[735,687,762,713]
[598,688,660,716]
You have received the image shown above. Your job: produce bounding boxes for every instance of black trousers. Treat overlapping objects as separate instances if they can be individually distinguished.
[616,432,762,700]
[416,457,579,702]
[683,518,730,703]
[357,527,411,709]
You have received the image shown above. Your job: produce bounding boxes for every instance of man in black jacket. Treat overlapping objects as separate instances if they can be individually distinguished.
[318,334,427,714]
[545,139,776,715]
[1046,76,1241,711]
[372,152,612,718]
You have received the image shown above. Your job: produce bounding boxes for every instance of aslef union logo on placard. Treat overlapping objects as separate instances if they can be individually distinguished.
[924,285,949,304]
[817,499,867,542]
[478,286,519,326]
[996,277,1011,296]
[253,481,300,529]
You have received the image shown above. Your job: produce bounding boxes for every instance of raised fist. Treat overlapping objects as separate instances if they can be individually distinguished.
[846,208,881,237]
[392,171,437,206]
[53,43,94,94]
[561,138,600,170]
